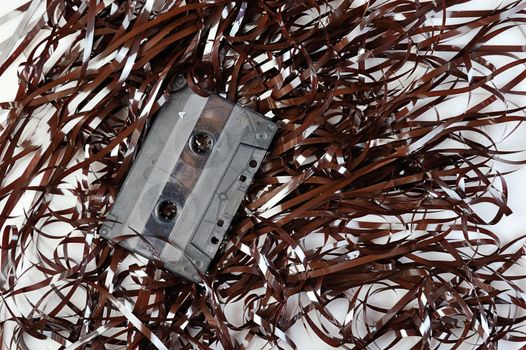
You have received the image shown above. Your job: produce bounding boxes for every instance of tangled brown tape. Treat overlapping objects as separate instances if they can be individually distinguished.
[1,0,526,349]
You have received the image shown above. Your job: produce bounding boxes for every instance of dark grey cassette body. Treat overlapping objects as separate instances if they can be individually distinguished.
[101,88,277,282]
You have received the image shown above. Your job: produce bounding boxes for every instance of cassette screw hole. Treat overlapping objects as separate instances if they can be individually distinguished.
[256,132,267,141]
[191,132,213,154]
[217,219,224,227]
[239,175,247,182]
[249,160,258,168]
[211,237,220,245]
[158,200,177,222]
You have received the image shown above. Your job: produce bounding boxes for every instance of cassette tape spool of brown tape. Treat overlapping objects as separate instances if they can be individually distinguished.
[100,87,277,282]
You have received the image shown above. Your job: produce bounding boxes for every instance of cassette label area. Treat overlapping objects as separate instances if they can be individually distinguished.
[101,88,277,281]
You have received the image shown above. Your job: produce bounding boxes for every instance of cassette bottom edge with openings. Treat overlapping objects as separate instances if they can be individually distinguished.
[100,87,277,282]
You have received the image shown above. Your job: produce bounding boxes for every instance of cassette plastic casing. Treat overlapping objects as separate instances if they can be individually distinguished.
[100,88,277,281]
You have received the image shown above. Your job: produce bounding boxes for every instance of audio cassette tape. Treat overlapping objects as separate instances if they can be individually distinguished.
[100,87,277,282]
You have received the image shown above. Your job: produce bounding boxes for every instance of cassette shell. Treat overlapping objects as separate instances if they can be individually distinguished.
[100,88,277,282]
